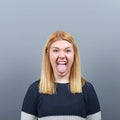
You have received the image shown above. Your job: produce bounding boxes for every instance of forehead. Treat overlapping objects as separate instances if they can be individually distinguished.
[50,40,73,48]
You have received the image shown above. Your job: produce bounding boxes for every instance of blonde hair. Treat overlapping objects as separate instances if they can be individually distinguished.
[39,31,86,94]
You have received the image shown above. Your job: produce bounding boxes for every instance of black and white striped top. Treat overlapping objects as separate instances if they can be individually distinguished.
[21,80,101,120]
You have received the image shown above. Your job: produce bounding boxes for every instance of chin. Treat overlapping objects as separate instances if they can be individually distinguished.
[57,71,68,77]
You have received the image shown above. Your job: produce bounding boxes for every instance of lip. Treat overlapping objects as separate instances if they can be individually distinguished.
[57,61,67,65]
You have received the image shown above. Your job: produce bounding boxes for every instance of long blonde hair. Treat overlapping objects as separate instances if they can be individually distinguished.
[39,31,86,94]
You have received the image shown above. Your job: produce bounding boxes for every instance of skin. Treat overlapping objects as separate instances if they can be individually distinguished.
[49,40,74,83]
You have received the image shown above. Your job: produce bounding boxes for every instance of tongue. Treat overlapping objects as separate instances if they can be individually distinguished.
[57,65,66,73]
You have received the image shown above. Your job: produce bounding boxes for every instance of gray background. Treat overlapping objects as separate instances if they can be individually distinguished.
[0,0,120,120]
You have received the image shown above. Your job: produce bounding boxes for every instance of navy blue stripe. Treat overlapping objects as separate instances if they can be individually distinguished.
[22,80,101,118]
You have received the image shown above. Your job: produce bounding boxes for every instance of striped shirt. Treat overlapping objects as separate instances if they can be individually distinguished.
[21,80,101,120]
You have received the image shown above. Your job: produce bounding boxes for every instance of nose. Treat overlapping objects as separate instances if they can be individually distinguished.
[58,51,66,59]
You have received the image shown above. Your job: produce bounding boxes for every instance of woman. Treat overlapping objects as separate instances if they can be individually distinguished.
[21,31,101,120]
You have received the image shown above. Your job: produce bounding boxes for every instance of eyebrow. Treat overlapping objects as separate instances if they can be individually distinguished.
[52,47,72,49]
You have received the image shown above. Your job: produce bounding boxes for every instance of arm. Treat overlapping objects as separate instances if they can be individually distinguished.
[21,81,39,120]
[83,82,102,120]
[21,111,37,120]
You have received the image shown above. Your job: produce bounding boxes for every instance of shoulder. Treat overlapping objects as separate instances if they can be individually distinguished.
[82,82,101,118]
[82,81,100,104]
[26,80,40,95]
[22,80,40,115]
[82,81,98,98]
[22,80,40,105]
[28,80,40,89]
[82,81,95,91]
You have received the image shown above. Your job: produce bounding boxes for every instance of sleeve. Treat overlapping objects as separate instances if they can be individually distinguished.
[21,81,39,120]
[83,82,102,120]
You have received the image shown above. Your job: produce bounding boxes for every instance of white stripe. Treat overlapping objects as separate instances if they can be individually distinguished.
[21,111,38,120]
[21,111,101,120]
[87,111,101,120]
[38,115,86,120]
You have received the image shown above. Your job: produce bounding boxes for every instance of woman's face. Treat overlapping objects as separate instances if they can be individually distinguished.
[49,40,74,77]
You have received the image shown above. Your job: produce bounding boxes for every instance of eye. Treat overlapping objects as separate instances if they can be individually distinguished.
[65,49,71,53]
[53,49,59,52]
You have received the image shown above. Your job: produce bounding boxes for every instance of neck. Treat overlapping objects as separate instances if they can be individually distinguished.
[54,73,70,83]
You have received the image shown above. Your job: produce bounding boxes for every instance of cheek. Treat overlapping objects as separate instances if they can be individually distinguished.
[49,52,53,65]
[49,52,57,64]
[68,53,74,62]
[69,55,74,66]
[70,56,74,65]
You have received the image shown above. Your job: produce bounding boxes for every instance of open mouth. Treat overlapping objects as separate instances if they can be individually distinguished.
[56,61,67,73]
[57,61,67,65]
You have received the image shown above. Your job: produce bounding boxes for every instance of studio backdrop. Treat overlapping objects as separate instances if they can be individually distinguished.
[0,0,120,120]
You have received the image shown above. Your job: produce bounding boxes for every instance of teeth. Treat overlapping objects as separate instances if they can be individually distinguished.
[57,61,67,65]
